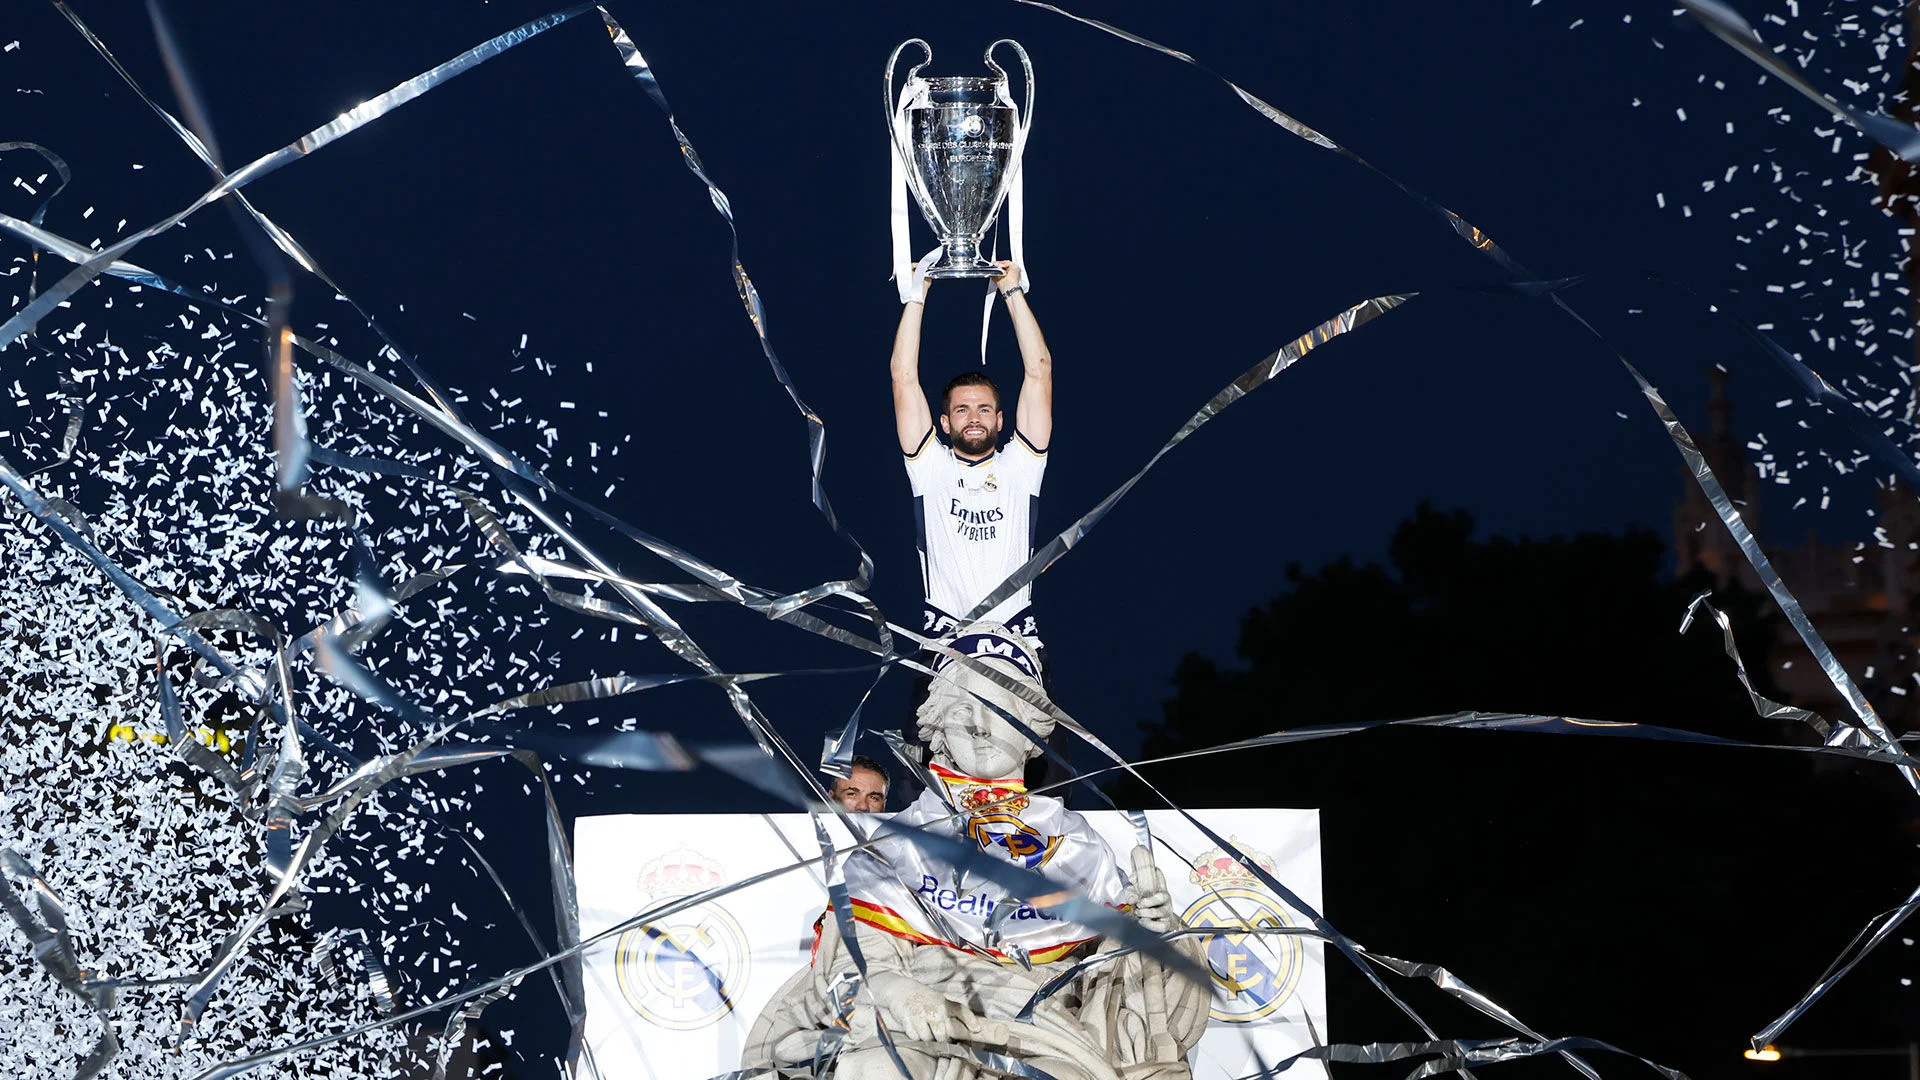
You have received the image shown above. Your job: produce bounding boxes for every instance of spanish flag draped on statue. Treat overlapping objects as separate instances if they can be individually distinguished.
[843,763,1133,964]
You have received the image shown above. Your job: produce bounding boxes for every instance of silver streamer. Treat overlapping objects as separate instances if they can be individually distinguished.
[1263,1034,1683,1080]
[0,850,120,1080]
[1,7,604,350]
[509,748,596,1077]
[1045,711,1920,785]
[813,814,918,1080]
[1680,592,1838,742]
[960,293,1410,623]
[1749,878,1920,1050]
[431,973,522,1080]
[1677,0,1920,161]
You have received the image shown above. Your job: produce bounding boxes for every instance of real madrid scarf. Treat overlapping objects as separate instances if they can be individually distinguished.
[844,763,1132,964]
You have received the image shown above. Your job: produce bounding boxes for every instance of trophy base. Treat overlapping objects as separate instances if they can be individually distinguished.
[922,241,1004,279]
[923,263,1005,279]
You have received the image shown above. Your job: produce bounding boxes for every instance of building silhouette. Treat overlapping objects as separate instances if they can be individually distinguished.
[1674,368,1920,730]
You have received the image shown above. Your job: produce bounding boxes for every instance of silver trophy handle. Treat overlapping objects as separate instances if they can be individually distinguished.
[985,38,1034,139]
[884,38,933,165]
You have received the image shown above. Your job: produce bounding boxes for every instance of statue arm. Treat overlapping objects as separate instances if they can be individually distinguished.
[818,917,956,1045]
[747,912,897,1071]
[1161,934,1211,1052]
[1127,844,1212,1056]
[815,911,913,990]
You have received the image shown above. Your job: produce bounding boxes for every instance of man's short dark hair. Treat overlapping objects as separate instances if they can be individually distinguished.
[850,754,890,790]
[940,371,1001,413]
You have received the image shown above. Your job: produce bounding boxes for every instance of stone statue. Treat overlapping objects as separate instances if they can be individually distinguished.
[743,624,1208,1080]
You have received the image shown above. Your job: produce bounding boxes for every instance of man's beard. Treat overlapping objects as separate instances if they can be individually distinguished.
[952,425,995,455]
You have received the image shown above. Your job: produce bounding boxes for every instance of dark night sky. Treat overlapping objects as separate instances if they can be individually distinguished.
[6,0,1916,1076]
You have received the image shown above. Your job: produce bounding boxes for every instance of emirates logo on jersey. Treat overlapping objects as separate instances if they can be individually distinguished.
[949,499,1005,541]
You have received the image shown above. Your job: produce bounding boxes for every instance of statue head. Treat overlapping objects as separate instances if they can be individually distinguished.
[916,623,1054,781]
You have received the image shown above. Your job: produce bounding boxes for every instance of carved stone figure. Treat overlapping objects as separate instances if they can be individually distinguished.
[744,624,1208,1080]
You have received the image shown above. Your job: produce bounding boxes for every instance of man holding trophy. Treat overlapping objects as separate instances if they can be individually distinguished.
[890,261,1051,649]
[883,38,1060,772]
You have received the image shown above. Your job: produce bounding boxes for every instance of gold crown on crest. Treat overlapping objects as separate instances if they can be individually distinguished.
[1188,837,1277,887]
[639,847,725,899]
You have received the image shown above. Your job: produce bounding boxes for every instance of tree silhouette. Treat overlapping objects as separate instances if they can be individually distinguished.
[1112,503,1916,1079]
[1132,502,1785,755]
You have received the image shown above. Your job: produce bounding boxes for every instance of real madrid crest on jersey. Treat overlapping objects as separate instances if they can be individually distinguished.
[615,848,750,1031]
[952,776,1062,870]
[1180,838,1305,1023]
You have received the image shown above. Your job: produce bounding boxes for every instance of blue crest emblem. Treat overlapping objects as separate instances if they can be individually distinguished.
[614,849,751,1030]
[966,811,1062,870]
[1180,841,1305,1023]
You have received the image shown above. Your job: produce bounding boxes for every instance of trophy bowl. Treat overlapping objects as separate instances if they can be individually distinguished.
[887,40,1033,279]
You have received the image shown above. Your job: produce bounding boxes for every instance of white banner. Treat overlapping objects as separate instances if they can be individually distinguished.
[576,810,1325,1080]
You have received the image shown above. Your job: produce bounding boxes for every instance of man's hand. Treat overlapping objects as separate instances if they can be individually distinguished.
[907,256,936,305]
[866,971,952,1043]
[993,260,1022,295]
[1129,844,1175,935]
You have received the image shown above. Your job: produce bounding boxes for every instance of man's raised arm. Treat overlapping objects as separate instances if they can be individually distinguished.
[890,279,934,455]
[996,262,1052,450]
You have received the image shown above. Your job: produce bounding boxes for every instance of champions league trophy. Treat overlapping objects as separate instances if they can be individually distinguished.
[885,39,1034,280]
[743,624,1208,1080]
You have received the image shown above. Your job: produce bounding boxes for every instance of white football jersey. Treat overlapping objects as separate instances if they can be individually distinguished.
[904,428,1046,635]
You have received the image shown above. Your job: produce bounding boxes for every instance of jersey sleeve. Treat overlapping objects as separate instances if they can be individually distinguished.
[902,427,938,495]
[1005,430,1048,494]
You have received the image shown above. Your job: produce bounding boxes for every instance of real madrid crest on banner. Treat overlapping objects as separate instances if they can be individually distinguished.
[1181,838,1305,1024]
[614,848,751,1031]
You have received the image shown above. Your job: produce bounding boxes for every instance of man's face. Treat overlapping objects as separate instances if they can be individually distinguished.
[831,767,888,814]
[940,386,1003,456]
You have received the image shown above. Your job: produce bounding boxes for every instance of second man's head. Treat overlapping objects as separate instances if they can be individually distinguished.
[830,754,890,814]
